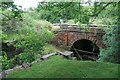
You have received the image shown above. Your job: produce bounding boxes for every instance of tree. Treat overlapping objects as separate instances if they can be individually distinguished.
[36,2,91,24]
[97,2,120,63]
[0,2,23,34]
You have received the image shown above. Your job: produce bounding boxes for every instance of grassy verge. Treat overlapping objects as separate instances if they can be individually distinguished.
[8,56,119,78]
[42,44,65,55]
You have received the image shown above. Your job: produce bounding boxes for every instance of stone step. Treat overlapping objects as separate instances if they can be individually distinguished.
[41,52,57,60]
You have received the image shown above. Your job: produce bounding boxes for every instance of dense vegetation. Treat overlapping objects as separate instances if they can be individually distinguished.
[0,1,120,73]
[1,2,55,70]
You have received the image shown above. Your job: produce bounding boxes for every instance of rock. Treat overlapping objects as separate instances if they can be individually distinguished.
[5,70,11,75]
[38,60,42,62]
[13,65,22,70]
[57,51,74,59]
[1,71,6,78]
[0,73,2,78]
[41,56,49,60]
[41,52,57,60]
[9,69,14,71]
[31,59,42,65]
[71,57,77,60]
[22,63,30,69]
[31,61,38,65]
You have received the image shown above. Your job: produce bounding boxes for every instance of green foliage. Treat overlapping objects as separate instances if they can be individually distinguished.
[14,24,54,54]
[99,48,117,63]
[1,16,55,69]
[42,45,58,55]
[34,20,53,31]
[15,52,36,65]
[1,2,23,19]
[97,4,118,25]
[21,13,35,28]
[1,2,23,34]
[67,19,76,24]
[42,44,66,55]
[15,29,44,54]
[97,2,119,63]
[36,2,91,24]
[1,52,36,70]
[2,52,14,70]
[90,3,118,25]
[0,33,8,42]
[99,26,118,63]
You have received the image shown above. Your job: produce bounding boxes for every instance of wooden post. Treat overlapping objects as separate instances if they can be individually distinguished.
[73,46,83,60]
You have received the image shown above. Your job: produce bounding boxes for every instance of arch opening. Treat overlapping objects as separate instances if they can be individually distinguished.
[70,39,100,61]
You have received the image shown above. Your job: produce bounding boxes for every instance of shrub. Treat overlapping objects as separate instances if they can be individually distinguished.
[67,19,76,24]
[15,28,44,54]
[2,52,14,70]
[34,20,53,31]
[14,19,55,54]
[0,33,8,42]
[99,26,118,63]
[2,52,36,70]
[14,52,36,65]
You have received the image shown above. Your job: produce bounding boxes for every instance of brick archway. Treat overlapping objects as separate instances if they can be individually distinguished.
[70,34,100,49]
[51,27,106,49]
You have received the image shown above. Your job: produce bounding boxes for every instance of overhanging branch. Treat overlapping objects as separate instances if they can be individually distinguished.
[90,2,113,17]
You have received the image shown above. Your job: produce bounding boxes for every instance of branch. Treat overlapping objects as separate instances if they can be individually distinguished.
[51,2,73,22]
[90,2,113,17]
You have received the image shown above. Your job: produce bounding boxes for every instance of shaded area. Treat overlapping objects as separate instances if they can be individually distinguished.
[2,41,23,59]
[70,39,100,61]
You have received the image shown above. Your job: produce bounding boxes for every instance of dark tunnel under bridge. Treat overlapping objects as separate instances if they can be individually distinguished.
[70,39,100,61]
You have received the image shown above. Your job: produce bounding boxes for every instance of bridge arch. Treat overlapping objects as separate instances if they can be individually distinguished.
[70,39,100,60]
[52,26,106,50]
[70,33,100,49]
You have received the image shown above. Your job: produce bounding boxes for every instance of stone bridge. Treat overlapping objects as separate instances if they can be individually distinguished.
[51,24,107,56]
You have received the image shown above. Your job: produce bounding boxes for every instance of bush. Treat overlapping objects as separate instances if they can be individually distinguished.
[2,52,36,70]
[14,19,55,53]
[2,52,14,70]
[99,26,118,63]
[0,33,8,42]
[67,19,76,24]
[34,20,53,31]
[15,29,44,54]
[14,52,36,65]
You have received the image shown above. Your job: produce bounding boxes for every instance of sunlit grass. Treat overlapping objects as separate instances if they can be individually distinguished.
[42,44,65,55]
[8,56,119,78]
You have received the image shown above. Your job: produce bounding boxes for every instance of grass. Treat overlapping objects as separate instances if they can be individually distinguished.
[42,44,65,55]
[8,56,119,78]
